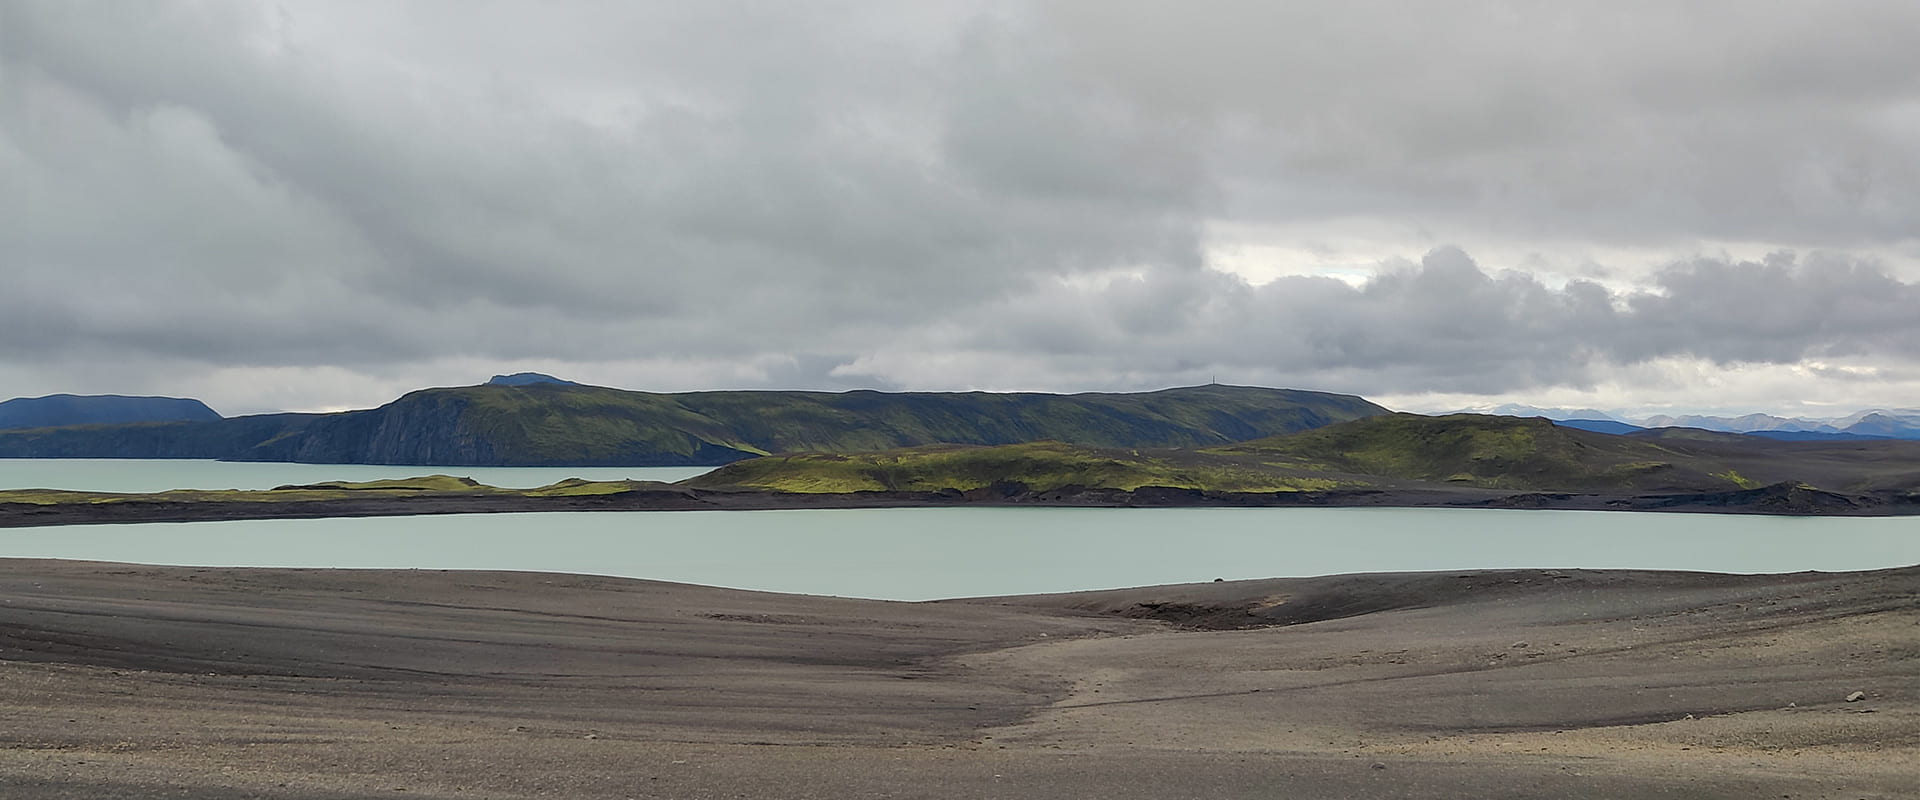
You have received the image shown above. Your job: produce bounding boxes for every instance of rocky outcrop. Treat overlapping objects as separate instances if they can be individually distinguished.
[1627,482,1885,514]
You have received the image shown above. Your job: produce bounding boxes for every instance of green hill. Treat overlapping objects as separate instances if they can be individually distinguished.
[685,441,1345,494]
[1218,413,1920,494]
[1213,413,1745,491]
[682,414,1716,495]
[692,413,1920,496]
[0,383,1385,467]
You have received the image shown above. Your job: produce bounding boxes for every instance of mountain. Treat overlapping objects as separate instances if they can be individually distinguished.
[1837,411,1920,439]
[0,394,221,431]
[1435,401,1920,441]
[487,372,581,387]
[1566,417,1892,441]
[1633,409,1920,440]
[0,383,1385,466]
[1639,412,1838,434]
[1833,408,1920,428]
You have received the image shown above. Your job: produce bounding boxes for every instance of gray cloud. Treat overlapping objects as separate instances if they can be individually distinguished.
[954,248,1920,396]
[2,1,1919,414]
[1045,1,1920,246]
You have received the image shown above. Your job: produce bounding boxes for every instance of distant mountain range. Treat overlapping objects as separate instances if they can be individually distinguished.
[1457,404,1920,441]
[1834,410,1920,438]
[1450,403,1626,422]
[1640,412,1835,433]
[0,382,1384,466]
[0,394,221,431]
[8,379,1916,468]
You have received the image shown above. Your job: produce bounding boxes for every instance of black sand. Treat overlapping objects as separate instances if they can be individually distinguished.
[1,559,1914,798]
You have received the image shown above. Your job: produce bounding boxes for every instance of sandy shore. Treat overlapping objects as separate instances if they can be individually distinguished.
[0,559,1914,798]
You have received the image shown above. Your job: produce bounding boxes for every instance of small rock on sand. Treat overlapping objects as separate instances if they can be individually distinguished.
[1846,691,1866,702]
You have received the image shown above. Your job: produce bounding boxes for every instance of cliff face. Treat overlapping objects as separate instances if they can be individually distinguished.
[0,415,320,460]
[0,395,222,430]
[0,383,1386,467]
[221,394,496,465]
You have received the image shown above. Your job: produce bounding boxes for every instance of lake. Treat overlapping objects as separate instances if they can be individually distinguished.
[5,504,1917,601]
[0,458,712,492]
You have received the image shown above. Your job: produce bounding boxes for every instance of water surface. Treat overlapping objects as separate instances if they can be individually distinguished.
[5,507,1915,601]
[0,459,711,492]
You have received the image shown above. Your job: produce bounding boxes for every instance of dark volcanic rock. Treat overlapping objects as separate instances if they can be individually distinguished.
[1632,482,1884,514]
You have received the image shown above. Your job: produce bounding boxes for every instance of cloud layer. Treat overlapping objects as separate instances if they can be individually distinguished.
[3,1,1918,414]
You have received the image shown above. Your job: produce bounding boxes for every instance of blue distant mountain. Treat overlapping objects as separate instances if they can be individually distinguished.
[1743,430,1894,442]
[1483,406,1920,440]
[0,394,222,430]
[1834,411,1920,439]
[1638,409,1920,440]
[1640,412,1838,434]
[1555,419,1646,435]
[486,372,583,387]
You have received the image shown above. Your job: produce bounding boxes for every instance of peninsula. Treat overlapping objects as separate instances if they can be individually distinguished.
[8,414,1920,527]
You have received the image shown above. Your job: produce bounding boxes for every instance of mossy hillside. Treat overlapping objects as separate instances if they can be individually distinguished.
[429,386,766,463]
[670,384,1384,454]
[0,383,1386,467]
[0,414,329,460]
[686,441,1347,493]
[1217,413,1744,491]
[276,475,489,492]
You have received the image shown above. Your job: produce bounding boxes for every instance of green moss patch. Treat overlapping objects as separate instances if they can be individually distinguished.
[686,441,1352,494]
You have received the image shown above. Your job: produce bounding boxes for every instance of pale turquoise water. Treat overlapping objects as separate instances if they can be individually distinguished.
[5,506,1916,601]
[0,459,711,492]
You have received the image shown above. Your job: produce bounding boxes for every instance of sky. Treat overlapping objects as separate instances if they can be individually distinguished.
[4,1,1920,418]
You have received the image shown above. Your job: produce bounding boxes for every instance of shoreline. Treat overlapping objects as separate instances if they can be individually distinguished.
[3,480,1916,528]
[1,558,1914,799]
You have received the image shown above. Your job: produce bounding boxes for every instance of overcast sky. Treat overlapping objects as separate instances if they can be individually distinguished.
[5,1,1920,417]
